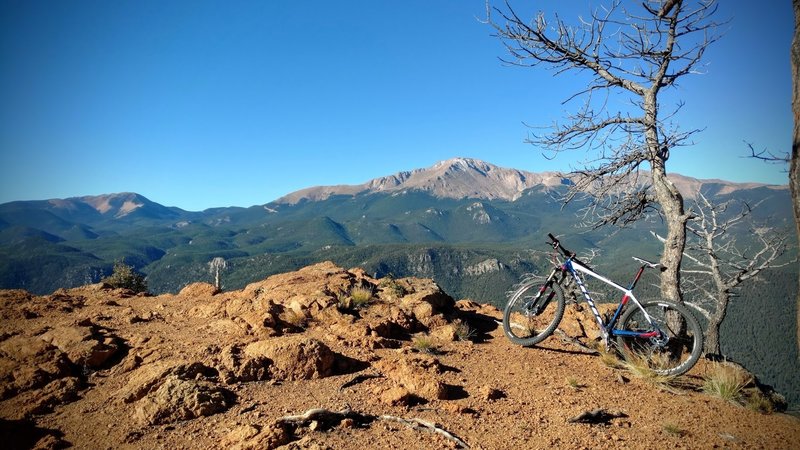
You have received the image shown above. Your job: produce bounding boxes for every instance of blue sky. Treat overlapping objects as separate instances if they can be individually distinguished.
[0,0,793,211]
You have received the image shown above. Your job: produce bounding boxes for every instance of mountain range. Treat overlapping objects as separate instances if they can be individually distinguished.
[1,157,798,406]
[0,157,792,296]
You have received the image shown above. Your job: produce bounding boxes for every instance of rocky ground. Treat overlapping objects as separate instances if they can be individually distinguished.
[1,261,798,449]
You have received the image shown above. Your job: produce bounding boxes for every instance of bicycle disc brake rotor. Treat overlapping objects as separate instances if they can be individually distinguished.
[522,297,539,316]
[649,329,669,347]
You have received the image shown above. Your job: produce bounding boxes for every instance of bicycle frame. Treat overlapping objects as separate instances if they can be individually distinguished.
[560,257,658,344]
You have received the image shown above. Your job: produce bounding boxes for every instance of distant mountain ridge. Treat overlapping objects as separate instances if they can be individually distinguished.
[0,158,786,215]
[276,157,570,204]
[7,192,183,223]
[276,157,786,206]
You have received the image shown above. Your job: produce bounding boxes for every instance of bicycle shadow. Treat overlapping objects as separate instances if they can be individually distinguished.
[531,344,598,356]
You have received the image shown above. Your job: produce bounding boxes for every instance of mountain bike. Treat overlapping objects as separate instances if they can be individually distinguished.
[503,233,703,376]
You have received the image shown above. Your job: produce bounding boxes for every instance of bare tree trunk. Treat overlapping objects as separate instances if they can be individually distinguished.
[792,0,800,355]
[704,293,730,356]
[646,91,688,304]
[215,269,221,290]
[653,165,688,304]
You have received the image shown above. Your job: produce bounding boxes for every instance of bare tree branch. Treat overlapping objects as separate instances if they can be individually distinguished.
[487,0,724,306]
[655,195,793,356]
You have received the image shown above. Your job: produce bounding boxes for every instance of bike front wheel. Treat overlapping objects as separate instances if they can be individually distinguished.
[615,300,703,377]
[503,280,566,346]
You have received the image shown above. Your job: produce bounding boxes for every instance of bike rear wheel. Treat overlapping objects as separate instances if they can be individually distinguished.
[615,300,703,377]
[503,280,566,346]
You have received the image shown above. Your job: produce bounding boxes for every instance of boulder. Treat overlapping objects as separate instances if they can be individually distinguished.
[179,282,219,297]
[219,345,271,383]
[223,297,281,336]
[6,377,82,420]
[39,325,119,369]
[134,376,233,425]
[0,336,71,400]
[397,278,455,326]
[244,337,335,381]
[478,385,506,401]
[224,423,291,450]
[379,386,414,406]
[115,361,232,425]
[220,336,336,383]
[374,354,448,401]
[430,324,458,342]
[117,362,219,404]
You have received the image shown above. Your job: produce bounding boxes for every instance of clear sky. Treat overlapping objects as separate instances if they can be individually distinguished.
[0,0,793,211]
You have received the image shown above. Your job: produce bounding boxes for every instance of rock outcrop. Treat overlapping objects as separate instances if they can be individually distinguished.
[0,262,797,450]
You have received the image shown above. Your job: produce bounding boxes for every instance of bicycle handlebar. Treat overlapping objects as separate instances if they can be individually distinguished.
[547,233,574,258]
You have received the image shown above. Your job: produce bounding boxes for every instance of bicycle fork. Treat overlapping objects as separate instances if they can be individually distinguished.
[526,268,562,315]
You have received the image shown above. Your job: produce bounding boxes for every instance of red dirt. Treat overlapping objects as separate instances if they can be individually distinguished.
[1,262,797,449]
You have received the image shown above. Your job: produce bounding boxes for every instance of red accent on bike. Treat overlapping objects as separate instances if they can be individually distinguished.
[620,294,629,305]
[640,331,659,338]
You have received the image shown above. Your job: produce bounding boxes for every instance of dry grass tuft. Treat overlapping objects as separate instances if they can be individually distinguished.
[565,377,584,390]
[452,319,476,341]
[350,285,374,306]
[412,335,438,355]
[662,422,687,437]
[702,362,751,403]
[337,285,374,311]
[618,349,680,389]
[594,342,623,369]
[281,309,307,329]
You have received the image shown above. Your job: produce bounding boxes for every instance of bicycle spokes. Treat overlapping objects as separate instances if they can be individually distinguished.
[503,281,566,346]
[615,302,702,376]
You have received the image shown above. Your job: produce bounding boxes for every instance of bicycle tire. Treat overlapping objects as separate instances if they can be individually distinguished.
[615,300,703,377]
[503,280,566,346]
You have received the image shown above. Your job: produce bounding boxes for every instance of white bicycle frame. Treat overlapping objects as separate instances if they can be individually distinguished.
[564,258,656,343]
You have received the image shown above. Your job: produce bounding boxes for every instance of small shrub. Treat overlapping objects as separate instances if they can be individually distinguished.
[662,423,686,437]
[702,362,750,403]
[619,349,679,388]
[566,377,584,390]
[379,276,407,299]
[412,335,438,355]
[103,261,148,294]
[337,286,374,312]
[453,319,476,341]
[745,390,776,414]
[281,309,307,329]
[350,285,373,307]
[744,388,786,414]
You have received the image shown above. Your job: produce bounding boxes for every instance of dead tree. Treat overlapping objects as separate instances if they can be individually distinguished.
[487,0,723,305]
[208,256,228,291]
[655,193,791,356]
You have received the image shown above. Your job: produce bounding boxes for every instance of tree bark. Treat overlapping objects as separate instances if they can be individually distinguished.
[645,91,688,305]
[704,292,730,356]
[652,163,688,304]
[792,0,800,355]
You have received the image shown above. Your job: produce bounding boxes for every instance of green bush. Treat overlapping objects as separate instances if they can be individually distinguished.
[103,261,148,294]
